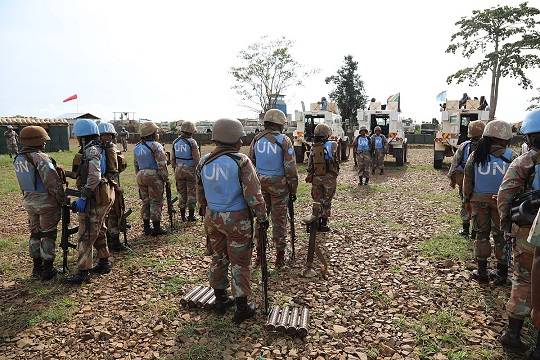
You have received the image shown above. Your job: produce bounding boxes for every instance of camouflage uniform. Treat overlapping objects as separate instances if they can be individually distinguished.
[134,141,169,222]
[102,142,121,237]
[249,130,298,255]
[498,150,540,319]
[75,141,115,271]
[353,135,372,181]
[197,147,267,298]
[14,149,65,262]
[172,136,200,211]
[119,129,129,152]
[307,140,339,219]
[464,145,516,266]
[4,128,18,156]
[370,134,388,172]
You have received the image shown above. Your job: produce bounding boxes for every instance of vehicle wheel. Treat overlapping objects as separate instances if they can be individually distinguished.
[434,158,443,169]
[294,145,304,164]
[395,148,404,166]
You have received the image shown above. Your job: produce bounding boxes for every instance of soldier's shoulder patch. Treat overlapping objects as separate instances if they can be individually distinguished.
[87,146,101,158]
[288,147,294,156]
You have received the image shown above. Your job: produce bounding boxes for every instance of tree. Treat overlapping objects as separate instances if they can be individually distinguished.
[231,36,310,114]
[446,2,540,120]
[325,55,368,127]
[528,88,540,110]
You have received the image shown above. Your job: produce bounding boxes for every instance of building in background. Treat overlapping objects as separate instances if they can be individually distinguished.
[56,113,100,137]
[0,116,69,153]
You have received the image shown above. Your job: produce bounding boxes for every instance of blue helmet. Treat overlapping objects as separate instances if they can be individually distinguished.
[98,122,117,135]
[73,119,99,137]
[520,110,540,135]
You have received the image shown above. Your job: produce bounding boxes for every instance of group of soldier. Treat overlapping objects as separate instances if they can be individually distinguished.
[448,110,540,358]
[352,125,388,185]
[12,109,342,324]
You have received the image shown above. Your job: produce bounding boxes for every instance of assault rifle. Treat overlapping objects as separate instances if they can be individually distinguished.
[288,194,296,262]
[118,188,133,246]
[259,221,269,315]
[165,181,178,229]
[511,189,540,227]
[60,188,80,272]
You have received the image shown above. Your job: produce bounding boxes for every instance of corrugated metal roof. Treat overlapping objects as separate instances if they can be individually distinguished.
[56,112,100,120]
[0,116,68,126]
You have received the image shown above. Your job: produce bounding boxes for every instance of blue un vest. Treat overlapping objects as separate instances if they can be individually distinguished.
[457,141,472,171]
[374,136,384,150]
[357,137,370,152]
[100,148,107,174]
[173,138,195,167]
[531,165,540,191]
[254,134,285,176]
[201,155,246,212]
[324,141,334,160]
[134,141,158,170]
[473,148,513,195]
[13,154,47,193]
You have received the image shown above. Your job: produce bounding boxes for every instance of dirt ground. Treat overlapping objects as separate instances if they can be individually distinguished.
[0,146,535,359]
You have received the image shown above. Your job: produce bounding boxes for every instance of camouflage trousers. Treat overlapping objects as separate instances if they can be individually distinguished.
[312,173,337,218]
[372,149,385,170]
[205,208,253,298]
[121,138,128,152]
[6,141,18,155]
[106,187,122,235]
[507,241,534,319]
[471,198,506,264]
[137,170,164,222]
[77,184,115,271]
[175,165,197,210]
[254,175,289,252]
[457,183,470,224]
[356,152,371,179]
[23,195,61,261]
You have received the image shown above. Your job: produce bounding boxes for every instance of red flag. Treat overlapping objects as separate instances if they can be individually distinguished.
[62,94,78,103]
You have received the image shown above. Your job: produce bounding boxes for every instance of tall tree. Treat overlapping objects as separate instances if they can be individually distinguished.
[528,88,540,110]
[231,36,309,114]
[325,55,368,127]
[446,2,540,120]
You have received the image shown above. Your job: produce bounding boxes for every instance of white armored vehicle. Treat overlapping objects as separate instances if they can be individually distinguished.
[433,99,489,169]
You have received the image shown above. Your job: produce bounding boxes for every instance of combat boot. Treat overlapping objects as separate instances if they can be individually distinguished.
[64,270,90,285]
[318,218,330,232]
[459,223,470,237]
[187,208,197,222]
[233,297,256,324]
[380,169,384,175]
[471,260,489,283]
[529,332,540,359]
[143,219,152,235]
[90,258,112,274]
[152,221,168,236]
[470,229,477,240]
[213,289,235,315]
[358,177,363,186]
[490,263,508,286]
[180,208,186,222]
[364,177,369,185]
[40,260,57,281]
[31,258,42,279]
[275,249,285,268]
[108,233,129,252]
[500,317,528,353]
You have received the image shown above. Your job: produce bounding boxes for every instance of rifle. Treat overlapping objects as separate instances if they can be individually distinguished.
[259,221,269,315]
[118,188,133,246]
[511,189,540,227]
[288,195,296,262]
[165,181,178,229]
[60,188,80,272]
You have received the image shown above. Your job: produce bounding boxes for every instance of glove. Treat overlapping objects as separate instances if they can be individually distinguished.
[257,218,270,231]
[73,197,87,213]
[199,206,206,217]
[289,193,297,202]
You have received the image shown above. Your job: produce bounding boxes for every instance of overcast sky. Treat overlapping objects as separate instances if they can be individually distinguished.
[1,0,539,124]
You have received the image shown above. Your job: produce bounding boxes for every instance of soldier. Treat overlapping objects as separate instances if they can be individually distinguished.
[172,121,200,222]
[448,120,486,237]
[98,122,128,251]
[13,126,65,280]
[119,127,129,152]
[463,120,515,284]
[64,119,115,284]
[248,109,298,267]
[353,126,372,185]
[134,121,169,236]
[4,125,19,158]
[196,118,268,323]
[306,123,339,232]
[498,110,540,353]
[370,126,388,175]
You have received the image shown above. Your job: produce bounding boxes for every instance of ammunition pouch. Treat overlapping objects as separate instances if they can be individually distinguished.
[71,153,82,177]
[94,181,113,206]
[117,152,127,172]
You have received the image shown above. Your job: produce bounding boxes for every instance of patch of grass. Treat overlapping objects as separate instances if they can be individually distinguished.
[382,218,403,231]
[167,232,200,245]
[370,284,392,305]
[162,275,202,295]
[420,232,472,261]
[249,324,262,339]
[144,299,179,320]
[366,183,389,193]
[418,191,457,203]
[28,297,75,326]
[441,213,461,226]
[406,163,437,172]
[390,265,402,273]
[365,347,379,359]
[178,343,223,360]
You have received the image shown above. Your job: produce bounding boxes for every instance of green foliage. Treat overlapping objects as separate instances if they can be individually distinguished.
[28,297,75,325]
[230,36,312,113]
[528,87,540,110]
[420,232,472,261]
[325,55,368,126]
[446,2,540,119]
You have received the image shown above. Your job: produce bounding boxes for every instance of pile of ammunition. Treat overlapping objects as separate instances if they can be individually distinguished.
[265,305,309,337]
[180,285,216,309]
